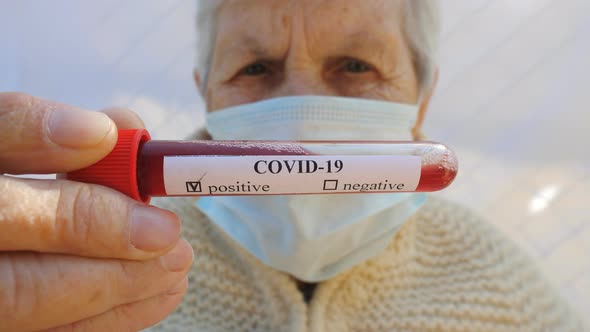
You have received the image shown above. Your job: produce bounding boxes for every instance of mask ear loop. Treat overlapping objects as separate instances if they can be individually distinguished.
[413,68,439,141]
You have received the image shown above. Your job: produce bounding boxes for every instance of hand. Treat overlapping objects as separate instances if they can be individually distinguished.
[0,93,193,332]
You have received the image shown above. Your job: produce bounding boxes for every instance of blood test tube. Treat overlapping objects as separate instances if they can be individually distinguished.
[67,129,458,203]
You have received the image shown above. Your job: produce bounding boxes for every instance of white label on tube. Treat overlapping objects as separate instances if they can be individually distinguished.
[163,155,421,196]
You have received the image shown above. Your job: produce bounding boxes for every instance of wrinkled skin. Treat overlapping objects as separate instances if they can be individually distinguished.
[0,92,193,332]
[202,0,436,138]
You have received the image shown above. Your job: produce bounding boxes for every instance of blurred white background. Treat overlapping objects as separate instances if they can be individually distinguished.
[1,0,589,321]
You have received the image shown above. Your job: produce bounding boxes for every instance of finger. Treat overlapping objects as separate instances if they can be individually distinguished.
[54,107,145,180]
[0,240,193,332]
[43,277,188,332]
[0,176,180,260]
[0,92,117,174]
[101,107,145,130]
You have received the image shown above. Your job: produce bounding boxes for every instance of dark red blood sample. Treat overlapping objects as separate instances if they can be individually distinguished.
[417,163,457,192]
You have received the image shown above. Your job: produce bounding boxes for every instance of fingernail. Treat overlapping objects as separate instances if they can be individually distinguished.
[48,108,114,148]
[161,240,194,272]
[130,205,180,252]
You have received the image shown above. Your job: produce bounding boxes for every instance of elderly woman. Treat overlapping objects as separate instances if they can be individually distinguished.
[0,0,585,331]
[150,0,584,331]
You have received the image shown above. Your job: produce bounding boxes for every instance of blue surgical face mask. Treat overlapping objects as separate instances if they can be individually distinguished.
[197,96,427,282]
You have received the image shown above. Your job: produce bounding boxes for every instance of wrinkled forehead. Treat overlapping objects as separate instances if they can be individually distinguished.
[214,0,407,59]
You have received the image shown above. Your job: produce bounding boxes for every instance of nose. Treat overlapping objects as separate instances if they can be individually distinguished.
[271,69,335,98]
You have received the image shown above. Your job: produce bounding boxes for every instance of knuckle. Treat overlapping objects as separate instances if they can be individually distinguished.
[117,260,136,288]
[0,92,36,115]
[55,181,130,256]
[0,259,19,319]
[0,92,44,152]
[0,177,12,221]
[55,182,96,252]
[114,259,171,303]
[0,255,35,321]
[112,260,139,303]
[0,177,22,235]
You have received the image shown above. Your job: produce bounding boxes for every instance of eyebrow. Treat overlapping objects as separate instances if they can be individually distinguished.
[222,35,277,61]
[220,29,399,69]
[243,36,275,58]
[337,31,397,63]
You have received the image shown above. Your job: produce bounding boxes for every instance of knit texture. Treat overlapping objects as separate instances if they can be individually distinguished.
[147,196,585,332]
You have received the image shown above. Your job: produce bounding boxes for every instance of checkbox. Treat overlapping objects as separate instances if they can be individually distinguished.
[323,179,338,191]
[186,181,202,193]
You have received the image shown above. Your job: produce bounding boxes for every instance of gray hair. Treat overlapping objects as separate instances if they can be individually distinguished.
[195,0,440,96]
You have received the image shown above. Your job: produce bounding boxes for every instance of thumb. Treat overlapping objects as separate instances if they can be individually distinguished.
[0,93,117,174]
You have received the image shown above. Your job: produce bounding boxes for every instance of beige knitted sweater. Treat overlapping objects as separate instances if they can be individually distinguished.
[148,196,585,332]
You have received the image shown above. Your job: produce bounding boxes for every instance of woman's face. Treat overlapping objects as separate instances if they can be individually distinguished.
[203,0,423,113]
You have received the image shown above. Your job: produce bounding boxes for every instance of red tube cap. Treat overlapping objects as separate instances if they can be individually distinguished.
[67,129,151,203]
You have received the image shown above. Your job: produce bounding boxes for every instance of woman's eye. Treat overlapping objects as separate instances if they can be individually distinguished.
[343,60,372,73]
[241,62,269,76]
